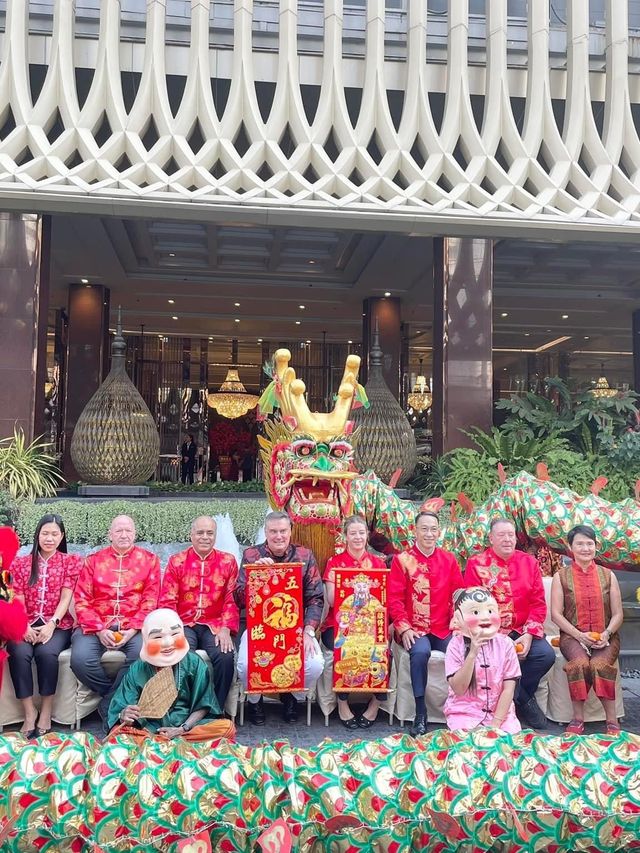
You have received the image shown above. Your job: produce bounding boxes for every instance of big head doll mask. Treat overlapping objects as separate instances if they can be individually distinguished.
[140,608,189,667]
[452,587,501,640]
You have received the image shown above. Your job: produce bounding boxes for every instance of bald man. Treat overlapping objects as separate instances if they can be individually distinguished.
[71,515,161,722]
[159,516,239,708]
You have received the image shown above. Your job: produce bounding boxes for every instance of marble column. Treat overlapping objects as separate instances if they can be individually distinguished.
[0,212,50,442]
[432,237,493,456]
[62,283,110,478]
[362,296,402,399]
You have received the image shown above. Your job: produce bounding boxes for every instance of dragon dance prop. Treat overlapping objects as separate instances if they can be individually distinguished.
[256,349,640,571]
[0,728,639,851]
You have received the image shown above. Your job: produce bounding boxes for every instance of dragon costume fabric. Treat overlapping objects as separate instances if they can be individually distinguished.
[0,727,638,851]
[0,527,29,688]
[257,350,640,572]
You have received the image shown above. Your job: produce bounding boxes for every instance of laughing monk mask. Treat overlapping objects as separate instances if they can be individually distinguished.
[107,608,235,742]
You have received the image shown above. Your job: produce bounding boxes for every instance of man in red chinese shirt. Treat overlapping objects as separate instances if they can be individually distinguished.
[388,511,464,737]
[159,515,239,709]
[464,517,555,730]
[70,515,161,722]
[235,511,324,725]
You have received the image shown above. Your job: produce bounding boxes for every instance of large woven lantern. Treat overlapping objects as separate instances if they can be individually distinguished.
[70,311,160,484]
[352,323,417,485]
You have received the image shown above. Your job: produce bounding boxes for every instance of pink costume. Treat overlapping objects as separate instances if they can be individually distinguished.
[444,633,522,734]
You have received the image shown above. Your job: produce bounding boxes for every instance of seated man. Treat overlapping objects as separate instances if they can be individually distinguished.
[159,515,239,709]
[108,608,235,742]
[71,515,161,721]
[388,511,464,737]
[464,517,555,730]
[235,511,324,724]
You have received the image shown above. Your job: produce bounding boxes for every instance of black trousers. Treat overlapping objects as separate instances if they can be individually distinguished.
[183,624,235,709]
[7,628,73,698]
[181,462,195,484]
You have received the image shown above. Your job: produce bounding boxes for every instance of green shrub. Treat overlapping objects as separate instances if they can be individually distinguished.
[0,489,15,526]
[17,499,269,546]
[146,480,265,493]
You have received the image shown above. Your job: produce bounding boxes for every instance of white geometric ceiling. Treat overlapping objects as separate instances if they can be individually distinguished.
[1,1,640,235]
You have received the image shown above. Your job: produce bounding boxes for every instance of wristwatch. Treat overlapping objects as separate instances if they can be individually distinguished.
[181,722,192,732]
[304,626,315,637]
[50,617,60,626]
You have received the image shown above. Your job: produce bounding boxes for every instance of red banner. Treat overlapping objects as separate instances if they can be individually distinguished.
[333,567,389,693]
[245,562,304,693]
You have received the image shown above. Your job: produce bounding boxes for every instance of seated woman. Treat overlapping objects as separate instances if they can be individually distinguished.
[7,514,81,737]
[107,608,235,742]
[550,524,624,735]
[321,515,388,730]
[445,587,521,733]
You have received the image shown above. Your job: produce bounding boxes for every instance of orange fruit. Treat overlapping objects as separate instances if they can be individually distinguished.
[550,636,560,647]
[588,632,601,642]
[515,642,524,653]
[113,631,123,643]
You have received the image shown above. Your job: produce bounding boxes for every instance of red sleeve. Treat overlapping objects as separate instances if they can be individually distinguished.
[218,555,240,633]
[73,555,102,633]
[448,553,465,595]
[463,556,482,587]
[388,555,411,635]
[522,557,546,638]
[130,555,161,630]
[158,556,180,612]
[62,555,82,590]
[10,557,27,596]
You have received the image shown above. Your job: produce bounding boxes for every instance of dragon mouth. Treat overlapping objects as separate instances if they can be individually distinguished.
[284,470,355,509]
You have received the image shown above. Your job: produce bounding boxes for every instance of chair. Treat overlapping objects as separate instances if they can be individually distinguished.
[390,642,447,725]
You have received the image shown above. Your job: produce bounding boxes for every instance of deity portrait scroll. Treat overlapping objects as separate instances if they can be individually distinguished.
[333,568,389,693]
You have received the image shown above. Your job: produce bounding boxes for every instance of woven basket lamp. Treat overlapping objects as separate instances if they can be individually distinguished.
[70,310,160,484]
[352,322,417,486]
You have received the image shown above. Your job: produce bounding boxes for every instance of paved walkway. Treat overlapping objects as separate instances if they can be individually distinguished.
[7,677,639,747]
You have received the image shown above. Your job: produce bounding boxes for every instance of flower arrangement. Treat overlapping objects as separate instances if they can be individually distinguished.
[208,422,252,455]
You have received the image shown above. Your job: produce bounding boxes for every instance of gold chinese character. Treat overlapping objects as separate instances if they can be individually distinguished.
[251,625,266,641]
[273,633,286,650]
[285,576,299,591]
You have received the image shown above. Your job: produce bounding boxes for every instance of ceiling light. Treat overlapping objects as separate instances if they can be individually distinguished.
[524,333,530,337]
[169,253,175,258]
[535,335,572,353]
[384,291,391,297]
[308,260,316,265]
[584,336,590,340]
[501,312,508,318]
[81,278,89,284]
[306,339,311,344]
[589,363,617,399]
[168,299,175,304]
[407,359,432,413]
[258,338,263,342]
[299,305,305,309]
[234,302,240,307]
[561,314,569,319]
[234,318,240,323]
[207,366,259,419]
[172,315,178,320]
[295,321,301,325]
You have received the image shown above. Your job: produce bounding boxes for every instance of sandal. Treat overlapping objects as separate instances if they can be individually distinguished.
[606,721,621,736]
[339,716,359,731]
[36,727,52,737]
[356,714,376,729]
[565,719,585,735]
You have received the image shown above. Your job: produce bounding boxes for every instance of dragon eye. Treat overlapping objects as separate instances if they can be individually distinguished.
[293,441,316,458]
[329,442,351,459]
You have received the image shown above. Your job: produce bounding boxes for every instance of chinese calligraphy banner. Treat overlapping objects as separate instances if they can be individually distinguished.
[333,568,389,693]
[245,562,304,694]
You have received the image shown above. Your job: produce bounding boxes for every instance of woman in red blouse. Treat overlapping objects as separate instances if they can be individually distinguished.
[7,514,81,737]
[321,515,388,730]
[550,524,624,735]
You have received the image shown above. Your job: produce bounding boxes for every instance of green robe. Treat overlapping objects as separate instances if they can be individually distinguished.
[107,651,221,732]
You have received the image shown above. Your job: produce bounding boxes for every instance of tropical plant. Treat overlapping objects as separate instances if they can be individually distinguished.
[0,428,64,501]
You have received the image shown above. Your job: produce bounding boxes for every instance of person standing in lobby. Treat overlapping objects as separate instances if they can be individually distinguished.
[159,515,239,709]
[7,514,81,737]
[180,434,197,485]
[464,517,555,730]
[388,511,464,737]
[71,515,161,721]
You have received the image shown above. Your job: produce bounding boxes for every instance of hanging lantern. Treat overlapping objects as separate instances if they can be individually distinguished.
[207,368,259,419]
[70,309,160,484]
[407,359,432,413]
[588,363,617,399]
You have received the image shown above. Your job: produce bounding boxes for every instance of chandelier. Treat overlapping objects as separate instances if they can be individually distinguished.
[588,364,617,399]
[407,360,432,413]
[207,368,259,419]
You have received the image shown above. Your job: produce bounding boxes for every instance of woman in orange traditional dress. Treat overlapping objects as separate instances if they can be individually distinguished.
[321,515,388,729]
[550,524,624,735]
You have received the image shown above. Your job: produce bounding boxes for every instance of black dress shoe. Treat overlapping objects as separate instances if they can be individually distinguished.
[281,693,298,723]
[410,714,427,737]
[247,697,266,726]
[356,714,376,729]
[339,716,359,730]
[516,696,548,730]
